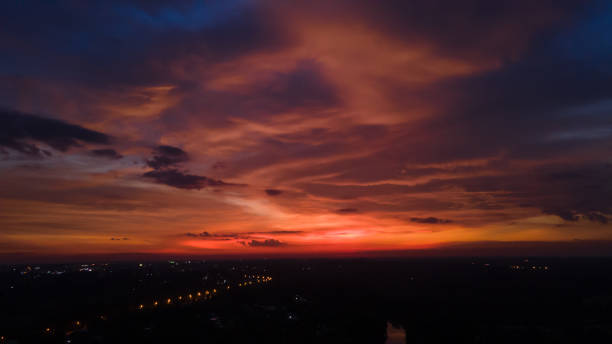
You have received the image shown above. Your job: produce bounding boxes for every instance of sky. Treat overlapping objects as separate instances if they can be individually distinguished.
[1,0,612,260]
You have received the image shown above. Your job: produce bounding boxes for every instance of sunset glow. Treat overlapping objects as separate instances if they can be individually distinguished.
[1,1,612,260]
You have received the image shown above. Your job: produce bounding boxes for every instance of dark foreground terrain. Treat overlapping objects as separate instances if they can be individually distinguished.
[2,257,612,343]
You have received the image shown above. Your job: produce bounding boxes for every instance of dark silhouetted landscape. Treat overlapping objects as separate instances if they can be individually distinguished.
[3,258,612,343]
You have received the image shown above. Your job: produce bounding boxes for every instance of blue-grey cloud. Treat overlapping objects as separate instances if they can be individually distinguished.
[0,109,110,157]
[90,149,123,160]
[248,239,286,247]
[143,169,229,190]
[146,145,189,169]
[410,217,453,224]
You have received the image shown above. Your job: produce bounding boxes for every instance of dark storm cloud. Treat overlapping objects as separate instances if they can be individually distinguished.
[248,239,286,247]
[410,217,453,224]
[90,149,122,160]
[143,169,229,190]
[0,109,110,156]
[146,145,189,169]
[265,189,282,196]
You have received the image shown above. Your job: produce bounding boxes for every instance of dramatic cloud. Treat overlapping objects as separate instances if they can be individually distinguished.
[0,109,109,156]
[143,169,229,190]
[0,1,291,89]
[265,189,283,196]
[410,217,453,224]
[337,208,359,213]
[1,1,612,258]
[257,231,304,235]
[184,230,304,240]
[537,164,612,223]
[146,145,189,169]
[185,232,245,240]
[143,145,235,190]
[248,239,286,248]
[90,149,122,160]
